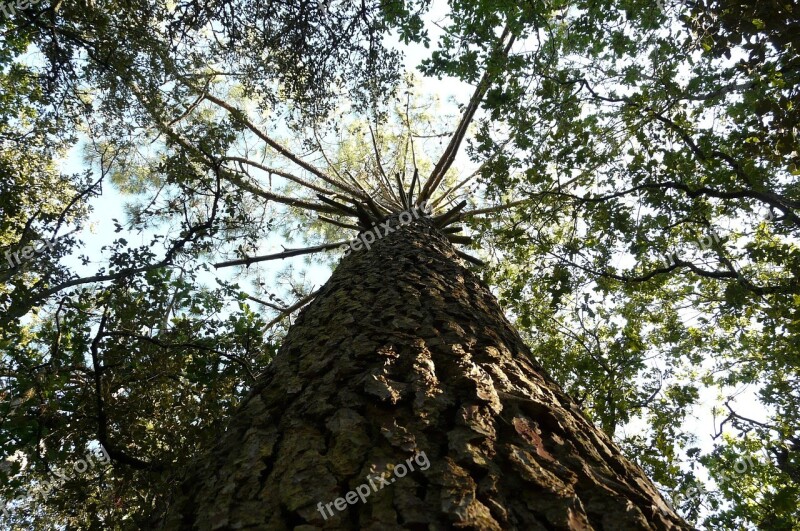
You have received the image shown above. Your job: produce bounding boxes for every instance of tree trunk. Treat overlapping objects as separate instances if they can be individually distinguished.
[160,215,690,530]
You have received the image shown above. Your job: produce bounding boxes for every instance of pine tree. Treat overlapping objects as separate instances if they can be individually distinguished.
[153,31,689,529]
[160,206,689,529]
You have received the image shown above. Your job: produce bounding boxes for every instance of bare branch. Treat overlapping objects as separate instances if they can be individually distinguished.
[368,123,393,197]
[433,200,468,227]
[166,83,208,127]
[316,194,362,218]
[129,83,337,216]
[430,136,514,210]
[223,156,336,196]
[446,234,474,245]
[363,194,390,219]
[318,216,363,231]
[394,173,409,209]
[312,126,345,182]
[196,89,365,200]
[214,241,349,269]
[454,249,485,267]
[460,198,532,219]
[221,167,337,214]
[420,25,516,203]
[408,167,418,207]
[243,293,286,312]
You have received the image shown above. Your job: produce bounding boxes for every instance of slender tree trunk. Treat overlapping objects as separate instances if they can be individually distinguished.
[160,215,690,530]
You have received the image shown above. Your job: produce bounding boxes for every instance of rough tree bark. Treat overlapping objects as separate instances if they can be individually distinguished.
[159,215,691,530]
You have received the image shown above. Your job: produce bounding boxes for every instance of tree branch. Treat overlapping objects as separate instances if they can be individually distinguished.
[90,312,162,471]
[214,241,349,269]
[263,289,321,332]
[433,199,467,227]
[103,330,256,382]
[318,216,363,231]
[454,249,485,267]
[196,89,365,200]
[419,24,516,203]
[223,156,336,196]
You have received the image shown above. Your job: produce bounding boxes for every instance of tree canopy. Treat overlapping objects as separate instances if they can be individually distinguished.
[1,0,797,528]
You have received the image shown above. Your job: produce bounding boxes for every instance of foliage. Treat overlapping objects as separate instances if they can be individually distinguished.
[2,0,799,528]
